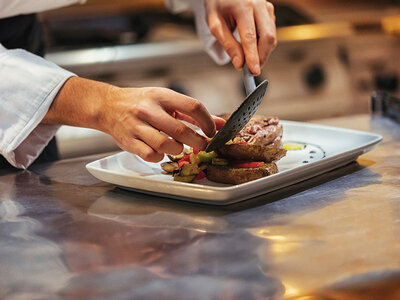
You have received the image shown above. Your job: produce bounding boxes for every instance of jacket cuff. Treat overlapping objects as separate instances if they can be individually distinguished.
[0,45,75,168]
[165,0,231,65]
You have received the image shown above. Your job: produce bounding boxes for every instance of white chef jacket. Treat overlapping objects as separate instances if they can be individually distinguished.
[0,0,229,169]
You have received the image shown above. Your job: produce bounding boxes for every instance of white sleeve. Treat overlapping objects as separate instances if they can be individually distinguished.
[165,0,230,65]
[0,44,75,169]
[0,0,86,18]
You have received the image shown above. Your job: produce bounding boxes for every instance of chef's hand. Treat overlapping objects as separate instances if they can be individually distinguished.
[43,77,225,162]
[205,0,277,75]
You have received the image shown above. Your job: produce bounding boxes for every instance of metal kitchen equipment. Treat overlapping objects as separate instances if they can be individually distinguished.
[205,65,268,152]
[242,64,257,95]
[371,91,400,123]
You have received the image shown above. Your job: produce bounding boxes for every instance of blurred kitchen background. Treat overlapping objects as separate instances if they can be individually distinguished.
[38,0,400,159]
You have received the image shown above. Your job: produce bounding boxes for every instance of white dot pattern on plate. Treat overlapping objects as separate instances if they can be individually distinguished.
[277,142,326,172]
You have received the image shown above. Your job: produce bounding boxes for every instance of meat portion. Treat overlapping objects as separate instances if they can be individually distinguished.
[220,114,283,148]
[217,144,286,162]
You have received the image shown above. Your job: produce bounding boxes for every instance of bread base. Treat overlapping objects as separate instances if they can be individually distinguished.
[207,163,278,184]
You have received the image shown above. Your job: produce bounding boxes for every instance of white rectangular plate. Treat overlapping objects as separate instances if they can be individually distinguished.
[86,121,382,205]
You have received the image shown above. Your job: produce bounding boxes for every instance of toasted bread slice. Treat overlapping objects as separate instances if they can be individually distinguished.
[217,144,286,163]
[207,163,278,184]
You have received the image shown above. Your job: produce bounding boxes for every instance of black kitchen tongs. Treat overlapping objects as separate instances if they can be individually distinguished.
[205,65,268,152]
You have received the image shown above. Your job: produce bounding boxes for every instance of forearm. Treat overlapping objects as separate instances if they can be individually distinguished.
[42,77,111,133]
[43,75,224,163]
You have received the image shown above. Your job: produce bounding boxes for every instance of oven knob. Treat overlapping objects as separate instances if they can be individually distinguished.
[303,64,325,90]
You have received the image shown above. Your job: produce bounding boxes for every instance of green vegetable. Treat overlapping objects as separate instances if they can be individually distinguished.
[180,163,200,176]
[174,174,196,183]
[190,153,200,165]
[161,162,179,173]
[198,151,218,164]
[211,158,229,166]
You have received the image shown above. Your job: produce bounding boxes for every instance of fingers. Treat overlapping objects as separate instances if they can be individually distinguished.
[207,10,244,69]
[255,1,277,66]
[111,87,221,161]
[205,0,277,74]
[135,122,184,155]
[213,116,226,130]
[174,111,200,127]
[155,89,216,138]
[140,105,209,151]
[174,112,226,131]
[115,138,164,163]
[234,6,260,75]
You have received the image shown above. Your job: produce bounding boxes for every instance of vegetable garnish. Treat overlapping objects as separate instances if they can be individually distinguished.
[195,170,207,181]
[232,141,248,145]
[233,162,264,168]
[283,143,305,150]
[177,154,191,168]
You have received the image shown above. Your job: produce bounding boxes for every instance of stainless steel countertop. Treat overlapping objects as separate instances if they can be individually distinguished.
[1,114,399,299]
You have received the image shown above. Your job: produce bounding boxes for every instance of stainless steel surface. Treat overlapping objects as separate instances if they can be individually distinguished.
[45,40,207,75]
[56,126,119,159]
[1,114,400,299]
[242,64,257,96]
[205,80,268,152]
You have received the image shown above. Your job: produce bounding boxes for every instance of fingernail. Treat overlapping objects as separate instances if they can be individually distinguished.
[254,64,261,75]
[232,56,241,69]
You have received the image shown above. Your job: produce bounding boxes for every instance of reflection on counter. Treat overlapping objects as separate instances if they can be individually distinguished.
[2,114,400,299]
[87,190,231,233]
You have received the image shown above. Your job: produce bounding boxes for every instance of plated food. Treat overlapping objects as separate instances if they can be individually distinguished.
[87,119,382,203]
[161,115,287,184]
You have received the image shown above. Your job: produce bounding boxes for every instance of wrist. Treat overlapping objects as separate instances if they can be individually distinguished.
[42,76,114,132]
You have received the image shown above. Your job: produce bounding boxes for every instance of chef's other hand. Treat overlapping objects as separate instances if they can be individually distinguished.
[43,77,226,163]
[205,0,277,75]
